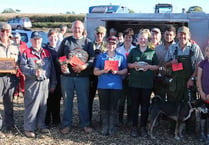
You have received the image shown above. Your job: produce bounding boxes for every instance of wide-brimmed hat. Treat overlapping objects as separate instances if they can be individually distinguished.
[0,23,11,31]
[96,26,106,34]
[177,26,190,34]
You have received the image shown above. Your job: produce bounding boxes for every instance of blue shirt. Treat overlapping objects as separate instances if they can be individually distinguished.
[95,52,127,89]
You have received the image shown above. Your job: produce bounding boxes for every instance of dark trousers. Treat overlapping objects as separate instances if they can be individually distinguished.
[130,87,152,127]
[45,84,61,126]
[89,75,98,121]
[98,89,121,112]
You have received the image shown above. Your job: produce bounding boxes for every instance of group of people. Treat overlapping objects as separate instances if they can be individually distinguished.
[0,20,209,143]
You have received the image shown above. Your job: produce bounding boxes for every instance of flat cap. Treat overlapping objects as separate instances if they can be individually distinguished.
[177,26,190,34]
[96,26,106,33]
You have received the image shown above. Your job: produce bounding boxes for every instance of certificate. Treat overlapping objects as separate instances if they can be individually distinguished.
[104,60,119,71]
[0,58,16,73]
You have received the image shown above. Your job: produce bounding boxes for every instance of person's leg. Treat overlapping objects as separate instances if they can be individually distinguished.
[140,88,152,137]
[61,76,74,128]
[75,77,90,128]
[88,75,98,122]
[109,89,121,135]
[45,91,53,127]
[37,79,49,130]
[98,89,109,135]
[129,87,140,137]
[3,75,18,130]
[51,84,61,125]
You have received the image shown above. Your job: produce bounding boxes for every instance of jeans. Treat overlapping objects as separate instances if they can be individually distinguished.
[61,75,90,128]
[130,87,152,127]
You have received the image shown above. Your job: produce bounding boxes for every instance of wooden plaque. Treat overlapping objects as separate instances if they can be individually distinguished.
[0,58,16,73]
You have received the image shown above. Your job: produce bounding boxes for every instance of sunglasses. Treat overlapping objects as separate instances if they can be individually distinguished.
[1,29,10,33]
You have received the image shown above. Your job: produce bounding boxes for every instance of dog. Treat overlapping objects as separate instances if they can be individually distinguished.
[148,89,202,140]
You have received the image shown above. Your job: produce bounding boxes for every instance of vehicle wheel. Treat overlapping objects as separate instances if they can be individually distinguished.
[17,25,22,29]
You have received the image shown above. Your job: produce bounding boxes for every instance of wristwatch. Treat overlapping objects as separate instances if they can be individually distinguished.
[190,76,195,81]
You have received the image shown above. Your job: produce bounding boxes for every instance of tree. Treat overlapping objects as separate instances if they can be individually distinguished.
[2,8,16,13]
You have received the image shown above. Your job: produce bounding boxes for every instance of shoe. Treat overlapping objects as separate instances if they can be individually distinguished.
[60,127,70,134]
[83,126,93,133]
[131,127,139,137]
[40,128,50,134]
[25,131,35,138]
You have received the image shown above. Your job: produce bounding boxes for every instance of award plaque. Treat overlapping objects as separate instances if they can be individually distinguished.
[0,58,16,73]
[69,48,89,66]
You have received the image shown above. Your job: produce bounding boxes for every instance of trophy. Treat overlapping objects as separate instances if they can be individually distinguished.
[35,59,45,80]
[59,56,70,74]
[68,48,89,66]
[136,61,147,71]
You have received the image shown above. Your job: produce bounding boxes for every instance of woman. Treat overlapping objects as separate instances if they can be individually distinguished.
[127,29,159,137]
[197,45,209,143]
[94,36,127,136]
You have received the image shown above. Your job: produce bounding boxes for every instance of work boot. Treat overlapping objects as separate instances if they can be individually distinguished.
[109,111,117,135]
[200,119,207,142]
[101,111,109,136]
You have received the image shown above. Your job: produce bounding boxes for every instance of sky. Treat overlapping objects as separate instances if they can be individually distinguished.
[0,0,209,14]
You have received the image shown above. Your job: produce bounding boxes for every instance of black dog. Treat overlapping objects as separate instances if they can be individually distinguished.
[148,89,202,140]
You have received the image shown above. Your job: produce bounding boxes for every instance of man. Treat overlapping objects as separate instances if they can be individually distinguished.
[0,24,19,133]
[149,27,162,50]
[89,25,107,122]
[13,32,28,99]
[165,26,204,102]
[154,25,176,98]
[57,25,67,47]
[117,32,124,47]
[20,31,57,138]
[116,28,135,126]
[58,20,95,134]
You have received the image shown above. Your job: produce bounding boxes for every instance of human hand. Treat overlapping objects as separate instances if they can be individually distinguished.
[187,79,194,88]
[61,64,68,73]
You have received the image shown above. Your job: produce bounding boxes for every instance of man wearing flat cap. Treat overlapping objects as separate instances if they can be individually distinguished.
[165,26,204,102]
[20,31,57,138]
[0,23,19,133]
[89,25,107,122]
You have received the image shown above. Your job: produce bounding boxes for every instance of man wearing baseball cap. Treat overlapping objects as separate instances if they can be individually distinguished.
[20,31,57,138]
[165,26,204,103]
[89,25,107,122]
[0,23,19,133]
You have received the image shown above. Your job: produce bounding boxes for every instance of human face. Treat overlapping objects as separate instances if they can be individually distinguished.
[14,37,21,45]
[48,33,58,47]
[107,42,117,52]
[0,29,11,41]
[151,31,161,44]
[118,35,124,43]
[137,33,149,48]
[177,32,190,46]
[164,31,176,43]
[31,38,42,50]
[95,32,105,43]
[124,35,133,45]
[205,47,209,59]
[72,21,84,39]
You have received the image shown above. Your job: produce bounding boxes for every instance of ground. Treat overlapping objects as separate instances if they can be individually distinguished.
[0,95,205,145]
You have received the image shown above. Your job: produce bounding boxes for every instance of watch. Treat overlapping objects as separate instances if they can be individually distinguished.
[190,76,195,81]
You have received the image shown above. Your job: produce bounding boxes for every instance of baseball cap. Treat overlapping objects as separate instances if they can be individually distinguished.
[31,31,42,39]
[96,26,106,34]
[107,36,118,44]
[177,26,190,34]
[151,27,161,34]
[0,23,11,31]
[13,32,21,38]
